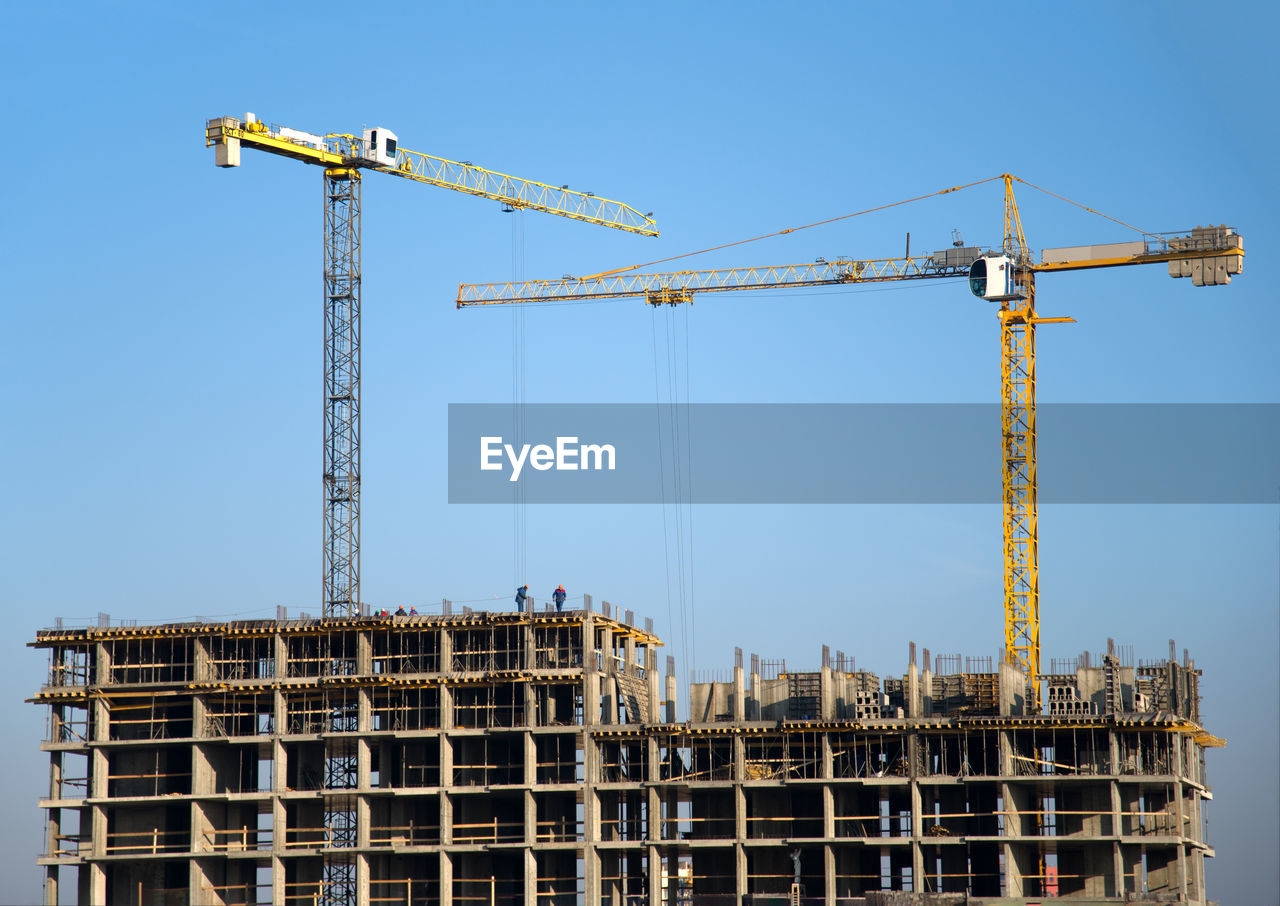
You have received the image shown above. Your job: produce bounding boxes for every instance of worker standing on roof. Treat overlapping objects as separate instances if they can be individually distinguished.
[394,605,407,616]
[515,585,529,612]
[553,584,567,612]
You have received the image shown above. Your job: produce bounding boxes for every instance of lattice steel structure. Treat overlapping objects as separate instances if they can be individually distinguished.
[998,179,1041,706]
[323,170,362,616]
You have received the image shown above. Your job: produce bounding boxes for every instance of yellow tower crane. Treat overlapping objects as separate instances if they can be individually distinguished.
[206,113,657,622]
[455,174,1244,709]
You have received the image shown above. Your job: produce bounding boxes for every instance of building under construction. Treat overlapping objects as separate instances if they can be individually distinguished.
[32,599,1219,906]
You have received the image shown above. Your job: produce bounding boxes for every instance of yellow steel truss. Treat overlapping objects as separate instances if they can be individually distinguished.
[205,118,657,237]
[457,254,952,306]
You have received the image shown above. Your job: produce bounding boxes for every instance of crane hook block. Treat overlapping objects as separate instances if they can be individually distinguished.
[969,254,1024,302]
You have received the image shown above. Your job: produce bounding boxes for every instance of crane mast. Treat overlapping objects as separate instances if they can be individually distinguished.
[457,177,1243,710]
[323,168,362,614]
[207,113,656,621]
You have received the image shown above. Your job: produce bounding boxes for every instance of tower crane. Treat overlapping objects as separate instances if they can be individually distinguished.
[206,113,658,618]
[455,174,1244,708]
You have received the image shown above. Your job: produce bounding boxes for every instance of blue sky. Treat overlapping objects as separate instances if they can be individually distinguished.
[3,2,1277,901]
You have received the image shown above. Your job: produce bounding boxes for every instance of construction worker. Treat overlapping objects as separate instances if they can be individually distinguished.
[408,606,418,616]
[552,584,567,612]
[394,605,407,616]
[515,584,529,611]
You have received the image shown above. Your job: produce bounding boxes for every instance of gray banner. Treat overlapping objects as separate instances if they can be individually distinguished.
[447,404,1280,504]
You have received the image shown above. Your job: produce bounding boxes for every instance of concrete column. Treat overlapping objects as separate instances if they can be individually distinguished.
[356,853,370,906]
[602,675,617,724]
[584,616,600,727]
[357,786,371,856]
[192,692,208,739]
[91,697,109,744]
[83,860,106,906]
[734,782,746,842]
[648,658,661,723]
[439,851,453,906]
[665,674,678,724]
[273,689,287,741]
[821,665,835,720]
[91,746,109,801]
[271,855,285,906]
[357,738,371,791]
[42,866,57,906]
[440,740,454,842]
[524,788,536,845]
[907,661,920,718]
[735,843,748,903]
[440,622,454,673]
[189,857,210,906]
[194,635,211,682]
[94,640,111,686]
[733,666,745,721]
[357,628,371,674]
[910,774,924,892]
[583,732,603,906]
[273,632,287,680]
[587,673,602,727]
[648,844,663,905]
[824,844,836,906]
[524,847,537,906]
[524,732,537,786]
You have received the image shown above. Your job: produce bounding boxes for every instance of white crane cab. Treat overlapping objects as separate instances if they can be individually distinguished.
[361,127,399,167]
[968,253,1024,301]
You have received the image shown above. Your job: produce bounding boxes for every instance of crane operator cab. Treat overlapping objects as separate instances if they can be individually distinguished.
[360,127,399,168]
[968,253,1025,302]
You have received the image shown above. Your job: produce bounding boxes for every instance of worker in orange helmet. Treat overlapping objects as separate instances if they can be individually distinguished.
[515,584,529,612]
[552,584,567,612]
